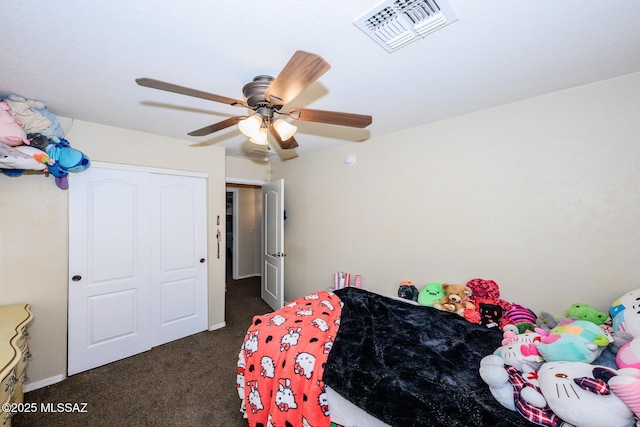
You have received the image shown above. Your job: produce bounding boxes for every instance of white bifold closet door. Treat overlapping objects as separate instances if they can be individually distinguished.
[68,165,207,375]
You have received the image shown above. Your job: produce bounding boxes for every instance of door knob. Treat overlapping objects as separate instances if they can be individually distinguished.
[200,258,206,263]
[72,275,82,282]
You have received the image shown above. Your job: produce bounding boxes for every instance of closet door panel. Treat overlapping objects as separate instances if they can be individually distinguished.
[68,167,152,375]
[151,173,208,346]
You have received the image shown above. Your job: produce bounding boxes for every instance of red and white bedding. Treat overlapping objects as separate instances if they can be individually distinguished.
[237,291,342,427]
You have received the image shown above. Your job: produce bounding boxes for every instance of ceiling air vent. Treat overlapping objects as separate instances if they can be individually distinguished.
[354,0,458,53]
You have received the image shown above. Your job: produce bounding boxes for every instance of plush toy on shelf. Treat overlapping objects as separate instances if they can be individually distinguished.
[0,101,29,147]
[0,142,49,176]
[1,143,32,174]
[2,94,51,134]
[45,137,91,189]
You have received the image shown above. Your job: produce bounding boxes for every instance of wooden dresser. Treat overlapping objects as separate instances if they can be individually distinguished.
[1,304,33,426]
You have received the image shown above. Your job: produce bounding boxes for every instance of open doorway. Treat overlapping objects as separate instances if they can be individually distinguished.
[225,190,234,281]
[225,184,263,283]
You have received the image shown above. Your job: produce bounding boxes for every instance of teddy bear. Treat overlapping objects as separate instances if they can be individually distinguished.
[432,283,474,316]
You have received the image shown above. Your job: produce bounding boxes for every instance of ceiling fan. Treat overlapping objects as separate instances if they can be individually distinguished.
[136,50,372,150]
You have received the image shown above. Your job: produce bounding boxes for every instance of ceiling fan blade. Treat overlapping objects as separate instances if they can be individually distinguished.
[188,116,245,136]
[136,77,247,108]
[268,123,299,149]
[264,51,331,105]
[289,108,372,128]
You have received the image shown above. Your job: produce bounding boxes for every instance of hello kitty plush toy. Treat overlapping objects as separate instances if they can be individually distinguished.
[611,288,640,370]
[534,362,639,427]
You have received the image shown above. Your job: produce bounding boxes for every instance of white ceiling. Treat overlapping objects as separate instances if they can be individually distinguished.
[3,1,640,161]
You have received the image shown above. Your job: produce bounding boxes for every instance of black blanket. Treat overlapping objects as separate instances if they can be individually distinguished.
[323,288,533,427]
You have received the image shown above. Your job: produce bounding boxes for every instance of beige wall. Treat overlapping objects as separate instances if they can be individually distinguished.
[0,119,269,388]
[226,156,270,183]
[2,72,638,388]
[272,72,640,317]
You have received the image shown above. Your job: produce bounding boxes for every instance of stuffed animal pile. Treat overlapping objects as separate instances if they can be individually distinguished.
[395,279,640,425]
[479,287,640,427]
[0,94,90,189]
[413,278,525,330]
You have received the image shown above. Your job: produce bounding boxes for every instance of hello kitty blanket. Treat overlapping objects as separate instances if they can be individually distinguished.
[237,291,341,427]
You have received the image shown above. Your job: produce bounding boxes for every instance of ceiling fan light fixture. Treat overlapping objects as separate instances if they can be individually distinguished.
[249,127,269,145]
[238,114,262,138]
[272,118,297,141]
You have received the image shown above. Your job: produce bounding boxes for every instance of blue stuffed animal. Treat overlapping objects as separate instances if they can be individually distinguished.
[46,138,90,189]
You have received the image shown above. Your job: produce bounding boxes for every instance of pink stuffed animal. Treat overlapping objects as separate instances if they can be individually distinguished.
[617,338,640,369]
[609,367,640,419]
[0,101,29,146]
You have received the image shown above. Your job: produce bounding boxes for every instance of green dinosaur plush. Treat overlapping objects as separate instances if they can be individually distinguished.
[566,303,608,325]
[417,282,445,307]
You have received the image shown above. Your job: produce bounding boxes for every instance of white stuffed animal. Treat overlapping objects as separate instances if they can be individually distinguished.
[493,326,544,372]
[533,362,636,427]
[0,142,46,173]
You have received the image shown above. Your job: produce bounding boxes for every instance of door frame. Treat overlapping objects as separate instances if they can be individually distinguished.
[226,188,239,280]
[90,161,208,178]
[225,179,268,282]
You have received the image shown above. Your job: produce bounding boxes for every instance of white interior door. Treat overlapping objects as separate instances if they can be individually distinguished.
[262,179,285,310]
[68,167,153,375]
[69,166,208,375]
[151,173,207,346]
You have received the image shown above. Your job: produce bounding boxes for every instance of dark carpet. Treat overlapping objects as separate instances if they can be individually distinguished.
[13,275,271,427]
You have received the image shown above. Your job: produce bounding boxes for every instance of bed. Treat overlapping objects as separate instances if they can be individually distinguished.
[236,287,534,427]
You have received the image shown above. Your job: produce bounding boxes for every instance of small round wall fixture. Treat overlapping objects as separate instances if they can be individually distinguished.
[344,154,357,165]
